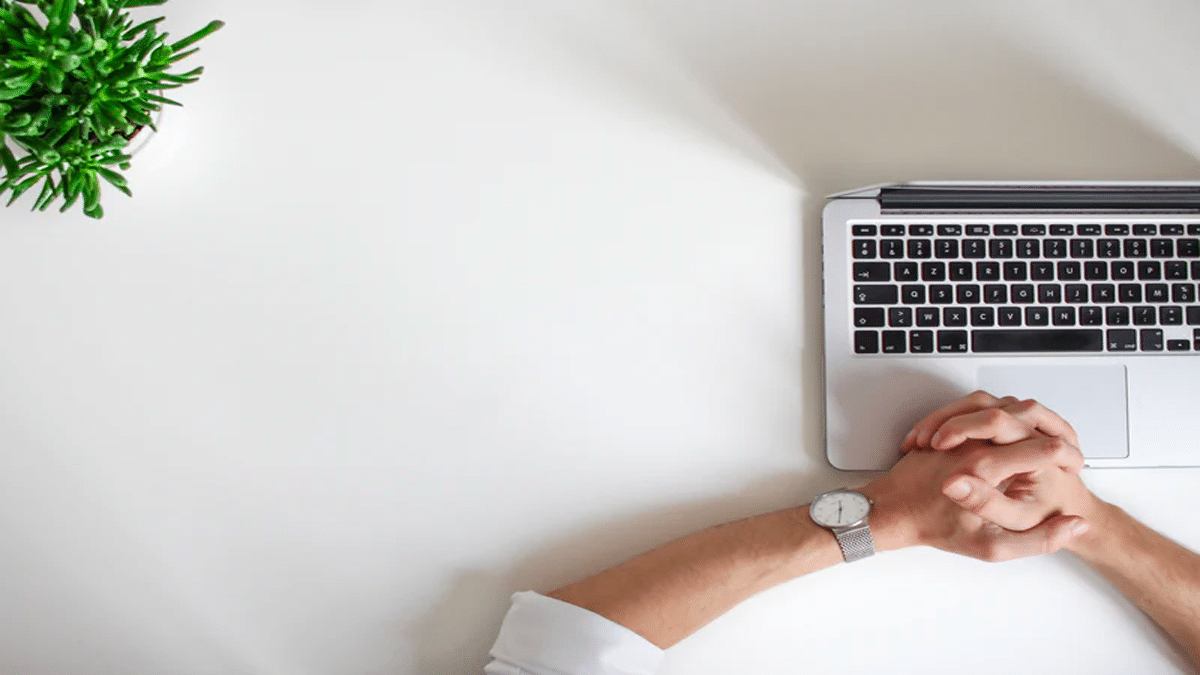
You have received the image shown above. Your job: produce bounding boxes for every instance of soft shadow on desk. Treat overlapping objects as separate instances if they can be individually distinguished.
[408,471,848,674]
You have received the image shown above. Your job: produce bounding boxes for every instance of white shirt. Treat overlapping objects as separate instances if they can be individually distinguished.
[485,592,665,675]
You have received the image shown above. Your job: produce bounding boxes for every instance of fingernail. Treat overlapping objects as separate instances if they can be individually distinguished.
[944,478,972,500]
[929,430,943,447]
[1070,520,1090,537]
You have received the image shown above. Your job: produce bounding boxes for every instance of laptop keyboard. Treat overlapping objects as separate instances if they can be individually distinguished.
[850,222,1200,355]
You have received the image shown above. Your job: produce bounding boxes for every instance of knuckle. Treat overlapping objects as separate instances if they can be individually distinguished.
[968,390,996,405]
[982,407,1009,426]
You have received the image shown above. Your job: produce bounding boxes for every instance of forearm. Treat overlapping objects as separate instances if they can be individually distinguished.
[1070,501,1200,668]
[548,505,855,649]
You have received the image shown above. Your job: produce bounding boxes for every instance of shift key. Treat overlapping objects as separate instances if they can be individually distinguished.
[853,284,898,304]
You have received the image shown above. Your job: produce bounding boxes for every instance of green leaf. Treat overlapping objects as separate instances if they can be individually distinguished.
[168,20,223,53]
[122,16,163,41]
[31,172,54,210]
[6,173,41,206]
[0,142,20,178]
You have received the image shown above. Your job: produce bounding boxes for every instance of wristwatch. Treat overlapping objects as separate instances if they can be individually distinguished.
[809,488,877,562]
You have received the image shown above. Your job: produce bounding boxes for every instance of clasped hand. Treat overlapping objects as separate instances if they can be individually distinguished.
[862,390,1103,562]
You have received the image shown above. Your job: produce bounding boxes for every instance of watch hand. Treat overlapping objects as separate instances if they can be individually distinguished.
[838,502,843,521]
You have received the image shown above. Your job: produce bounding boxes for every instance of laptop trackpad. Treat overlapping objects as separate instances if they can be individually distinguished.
[977,365,1129,459]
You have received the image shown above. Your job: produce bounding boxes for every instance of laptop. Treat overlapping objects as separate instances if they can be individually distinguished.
[822,182,1200,470]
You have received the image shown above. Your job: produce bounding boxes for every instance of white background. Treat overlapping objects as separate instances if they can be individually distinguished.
[3,1,1200,674]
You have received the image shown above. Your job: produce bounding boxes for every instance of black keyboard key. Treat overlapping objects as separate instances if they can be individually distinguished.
[943,308,968,327]
[910,330,934,353]
[1161,306,1183,325]
[1190,225,1200,235]
[938,330,969,353]
[1162,224,1185,235]
[1071,239,1095,258]
[994,225,1019,236]
[909,224,934,236]
[1173,283,1196,304]
[880,239,905,259]
[1141,329,1164,351]
[881,225,906,236]
[989,239,1014,259]
[1078,224,1102,236]
[935,240,959,259]
[1134,224,1157,236]
[937,224,963,236]
[1057,261,1082,280]
[1166,261,1189,279]
[949,262,973,281]
[882,330,907,353]
[1146,284,1169,303]
[922,262,946,281]
[1097,239,1121,258]
[1189,306,1200,325]
[1133,306,1156,326]
[1065,284,1088,303]
[976,262,1000,281]
[1180,239,1200,258]
[854,307,886,327]
[984,284,1008,304]
[1039,283,1062,304]
[998,307,1022,326]
[971,307,995,326]
[855,330,879,354]
[1017,239,1040,258]
[1004,261,1028,281]
[962,239,986,258]
[1050,224,1074,236]
[1124,238,1147,258]
[956,284,981,304]
[908,239,932,259]
[1106,306,1130,326]
[1031,262,1055,280]
[916,307,940,327]
[1138,261,1162,280]
[973,329,1103,352]
[1194,261,1200,280]
[1168,339,1191,352]
[855,284,899,304]
[1043,239,1068,259]
[1118,284,1142,303]
[889,307,913,327]
[1011,284,1035,304]
[966,225,990,236]
[1053,306,1076,326]
[929,285,954,304]
[1106,224,1130,236]
[1025,307,1049,326]
[1107,329,1138,351]
[1091,283,1115,303]
[853,224,878,236]
[895,262,919,282]
[1080,306,1103,326]
[1085,261,1108,280]
[902,284,926,304]
[1151,239,1174,258]
[1111,261,1135,280]
[853,262,891,282]
[853,240,877,258]
[1022,224,1047,236]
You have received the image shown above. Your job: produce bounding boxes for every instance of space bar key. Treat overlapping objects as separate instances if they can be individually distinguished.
[972,329,1104,353]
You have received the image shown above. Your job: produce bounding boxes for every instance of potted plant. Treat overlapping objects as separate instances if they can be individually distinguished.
[0,0,223,218]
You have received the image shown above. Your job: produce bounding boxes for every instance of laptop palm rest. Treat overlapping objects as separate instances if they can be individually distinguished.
[977,365,1129,459]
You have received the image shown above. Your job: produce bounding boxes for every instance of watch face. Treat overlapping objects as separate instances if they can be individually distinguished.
[810,490,871,528]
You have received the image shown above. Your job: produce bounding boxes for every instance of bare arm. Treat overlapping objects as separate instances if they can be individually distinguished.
[1070,502,1200,668]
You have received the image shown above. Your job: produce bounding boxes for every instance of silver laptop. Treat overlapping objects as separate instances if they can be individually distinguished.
[822,182,1200,470]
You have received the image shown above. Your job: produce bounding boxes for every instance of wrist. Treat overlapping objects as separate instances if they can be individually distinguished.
[857,480,920,552]
[1065,497,1124,559]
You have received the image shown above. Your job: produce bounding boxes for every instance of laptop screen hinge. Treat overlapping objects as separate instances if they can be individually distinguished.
[879,185,1200,213]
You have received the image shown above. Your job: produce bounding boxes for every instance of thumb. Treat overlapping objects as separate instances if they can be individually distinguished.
[975,515,1090,562]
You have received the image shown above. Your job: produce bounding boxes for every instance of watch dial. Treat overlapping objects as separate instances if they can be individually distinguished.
[811,491,870,527]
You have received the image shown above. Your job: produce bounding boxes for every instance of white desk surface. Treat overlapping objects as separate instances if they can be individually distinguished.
[3,1,1200,673]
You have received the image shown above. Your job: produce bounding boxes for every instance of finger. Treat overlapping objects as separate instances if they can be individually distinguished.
[998,398,1081,450]
[928,405,1038,450]
[900,390,1015,452]
[953,436,1085,486]
[972,515,1088,562]
[941,475,1049,531]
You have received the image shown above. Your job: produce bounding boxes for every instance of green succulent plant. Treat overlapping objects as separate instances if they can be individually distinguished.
[0,0,222,218]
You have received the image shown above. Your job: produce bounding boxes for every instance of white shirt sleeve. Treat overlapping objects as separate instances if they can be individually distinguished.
[484,591,665,675]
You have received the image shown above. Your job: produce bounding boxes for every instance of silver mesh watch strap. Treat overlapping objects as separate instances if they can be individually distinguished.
[834,525,876,563]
